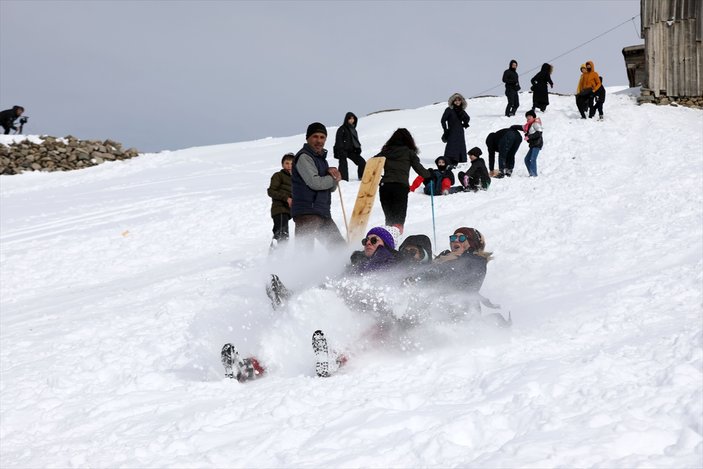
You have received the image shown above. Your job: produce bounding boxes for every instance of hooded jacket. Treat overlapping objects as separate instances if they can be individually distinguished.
[502,60,520,91]
[577,61,601,94]
[333,112,361,159]
[441,93,471,162]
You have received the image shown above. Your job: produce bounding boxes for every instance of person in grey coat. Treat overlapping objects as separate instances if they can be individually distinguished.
[440,93,470,166]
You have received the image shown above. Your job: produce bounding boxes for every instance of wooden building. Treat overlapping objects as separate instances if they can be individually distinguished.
[639,0,702,105]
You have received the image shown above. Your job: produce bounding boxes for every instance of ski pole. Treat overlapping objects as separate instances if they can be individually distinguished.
[429,180,437,255]
[337,182,350,241]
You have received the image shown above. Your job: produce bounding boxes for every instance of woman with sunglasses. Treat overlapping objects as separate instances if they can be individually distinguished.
[348,226,400,274]
[419,227,491,292]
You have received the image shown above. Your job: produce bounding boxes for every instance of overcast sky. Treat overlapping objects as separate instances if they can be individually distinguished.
[0,0,641,153]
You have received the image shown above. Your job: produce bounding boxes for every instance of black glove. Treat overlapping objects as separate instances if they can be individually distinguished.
[441,131,448,143]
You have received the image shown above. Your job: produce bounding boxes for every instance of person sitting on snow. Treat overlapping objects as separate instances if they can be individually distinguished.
[458,147,491,192]
[409,156,456,196]
[398,234,433,266]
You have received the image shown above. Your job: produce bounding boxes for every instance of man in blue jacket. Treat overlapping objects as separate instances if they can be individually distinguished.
[291,122,345,251]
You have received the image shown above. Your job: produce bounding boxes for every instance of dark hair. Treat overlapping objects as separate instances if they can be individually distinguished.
[525,110,536,118]
[281,152,294,164]
[382,128,418,153]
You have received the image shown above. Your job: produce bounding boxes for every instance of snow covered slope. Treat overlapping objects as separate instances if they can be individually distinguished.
[1,90,702,467]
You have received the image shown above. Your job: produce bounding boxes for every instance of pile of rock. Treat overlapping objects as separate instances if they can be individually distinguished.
[0,136,140,175]
[638,89,703,108]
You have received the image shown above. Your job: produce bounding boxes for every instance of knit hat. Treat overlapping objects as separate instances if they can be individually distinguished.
[366,226,396,250]
[468,147,482,157]
[453,227,485,252]
[306,122,327,139]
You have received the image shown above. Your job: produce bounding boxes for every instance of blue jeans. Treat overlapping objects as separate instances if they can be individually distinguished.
[524,147,541,176]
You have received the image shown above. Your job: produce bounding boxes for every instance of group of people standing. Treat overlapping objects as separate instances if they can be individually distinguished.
[266,57,602,250]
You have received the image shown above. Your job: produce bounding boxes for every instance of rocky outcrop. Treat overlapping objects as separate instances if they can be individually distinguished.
[0,136,140,175]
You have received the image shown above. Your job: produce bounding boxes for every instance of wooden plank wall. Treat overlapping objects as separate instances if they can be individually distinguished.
[641,0,702,97]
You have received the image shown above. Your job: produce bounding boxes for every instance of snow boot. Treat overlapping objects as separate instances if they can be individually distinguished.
[311,330,347,377]
[312,330,330,377]
[265,274,290,309]
[221,343,265,382]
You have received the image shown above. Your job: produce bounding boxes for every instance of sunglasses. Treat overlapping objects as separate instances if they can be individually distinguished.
[449,234,468,243]
[361,235,381,246]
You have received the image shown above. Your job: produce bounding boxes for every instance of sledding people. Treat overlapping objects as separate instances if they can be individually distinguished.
[409,156,455,196]
[530,63,554,112]
[458,147,491,191]
[267,153,294,250]
[333,112,366,181]
[291,122,345,251]
[375,128,431,234]
[440,93,471,165]
[576,61,601,119]
[0,105,24,135]
[502,59,521,117]
[589,75,606,120]
[523,110,544,177]
[485,125,523,177]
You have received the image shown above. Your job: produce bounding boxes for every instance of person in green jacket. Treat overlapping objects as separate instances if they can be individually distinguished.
[267,153,294,250]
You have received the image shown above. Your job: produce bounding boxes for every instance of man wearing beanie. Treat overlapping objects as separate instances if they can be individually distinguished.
[291,122,345,251]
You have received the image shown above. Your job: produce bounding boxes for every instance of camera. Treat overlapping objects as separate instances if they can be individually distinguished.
[19,117,28,125]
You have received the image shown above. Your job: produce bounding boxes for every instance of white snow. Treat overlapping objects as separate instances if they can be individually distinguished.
[1,88,702,468]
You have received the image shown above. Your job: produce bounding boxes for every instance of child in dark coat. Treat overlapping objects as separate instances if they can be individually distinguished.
[409,156,456,196]
[458,147,491,191]
[267,153,294,250]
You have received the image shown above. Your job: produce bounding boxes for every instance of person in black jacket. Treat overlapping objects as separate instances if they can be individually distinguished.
[440,93,470,165]
[375,128,431,234]
[458,147,491,191]
[485,125,523,177]
[530,63,554,112]
[333,112,366,181]
[408,156,455,195]
[502,60,520,117]
[589,75,606,120]
[0,106,24,135]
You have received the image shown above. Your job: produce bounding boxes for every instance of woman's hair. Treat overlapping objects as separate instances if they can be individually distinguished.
[525,110,536,119]
[382,128,418,153]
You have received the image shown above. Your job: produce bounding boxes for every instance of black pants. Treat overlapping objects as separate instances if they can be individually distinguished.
[2,125,12,135]
[272,213,290,241]
[338,150,366,181]
[505,88,519,116]
[589,97,604,118]
[379,182,409,227]
[576,92,593,118]
[499,132,522,171]
[293,214,345,251]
